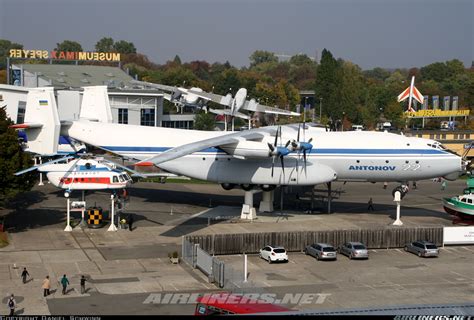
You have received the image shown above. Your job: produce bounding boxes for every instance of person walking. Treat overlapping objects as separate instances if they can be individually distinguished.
[383,182,388,189]
[21,267,30,284]
[80,275,87,294]
[128,214,134,231]
[368,198,375,211]
[412,181,417,190]
[61,274,70,295]
[441,180,447,191]
[42,276,50,297]
[7,294,16,316]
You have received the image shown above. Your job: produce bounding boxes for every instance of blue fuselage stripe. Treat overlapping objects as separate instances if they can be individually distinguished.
[100,146,447,155]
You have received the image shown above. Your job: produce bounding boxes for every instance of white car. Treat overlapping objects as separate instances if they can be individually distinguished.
[259,245,288,263]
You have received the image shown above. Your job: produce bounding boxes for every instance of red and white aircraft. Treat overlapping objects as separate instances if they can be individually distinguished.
[397,76,424,112]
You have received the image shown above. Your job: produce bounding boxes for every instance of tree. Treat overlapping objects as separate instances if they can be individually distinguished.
[173,55,182,65]
[55,40,83,52]
[314,49,342,119]
[249,50,278,68]
[95,37,114,52]
[194,112,215,130]
[289,54,314,66]
[113,40,136,54]
[0,107,35,206]
[0,39,23,70]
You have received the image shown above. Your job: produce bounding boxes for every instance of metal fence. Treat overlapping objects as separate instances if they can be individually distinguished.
[184,227,444,255]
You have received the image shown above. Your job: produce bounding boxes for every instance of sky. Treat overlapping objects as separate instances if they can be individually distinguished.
[0,0,472,70]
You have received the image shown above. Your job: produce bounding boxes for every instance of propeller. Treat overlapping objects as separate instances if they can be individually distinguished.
[15,155,76,176]
[267,126,291,177]
[290,122,313,174]
[106,160,146,178]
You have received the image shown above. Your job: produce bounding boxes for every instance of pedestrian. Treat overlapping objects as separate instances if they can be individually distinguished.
[7,294,16,316]
[412,181,417,190]
[21,267,30,284]
[128,214,134,231]
[441,180,447,191]
[61,274,70,295]
[80,275,87,294]
[383,182,388,189]
[42,275,50,297]
[368,198,374,211]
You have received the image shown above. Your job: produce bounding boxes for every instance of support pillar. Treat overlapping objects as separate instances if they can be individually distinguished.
[64,197,72,232]
[241,190,257,220]
[108,194,118,231]
[259,190,274,213]
[392,191,403,226]
[38,157,44,186]
[327,182,332,214]
[243,254,248,282]
[77,190,87,228]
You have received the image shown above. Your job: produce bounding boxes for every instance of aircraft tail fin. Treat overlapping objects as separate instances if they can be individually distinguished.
[79,86,113,123]
[397,76,424,112]
[10,87,60,155]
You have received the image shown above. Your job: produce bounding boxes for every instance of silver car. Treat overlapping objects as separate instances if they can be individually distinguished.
[304,243,337,260]
[339,242,369,259]
[404,240,439,257]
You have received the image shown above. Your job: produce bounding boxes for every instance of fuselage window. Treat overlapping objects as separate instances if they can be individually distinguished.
[113,176,118,183]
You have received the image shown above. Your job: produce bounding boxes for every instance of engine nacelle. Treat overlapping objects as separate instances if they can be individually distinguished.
[221,183,235,190]
[220,141,270,159]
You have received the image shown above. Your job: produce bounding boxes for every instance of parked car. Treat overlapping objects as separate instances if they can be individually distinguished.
[338,242,369,259]
[304,243,337,260]
[404,240,439,257]
[259,245,288,263]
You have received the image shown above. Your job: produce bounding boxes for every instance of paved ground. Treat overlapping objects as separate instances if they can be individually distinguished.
[0,179,472,315]
[218,246,474,311]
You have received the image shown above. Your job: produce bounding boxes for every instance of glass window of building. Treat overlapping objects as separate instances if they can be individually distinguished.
[16,101,26,124]
[140,108,155,126]
[118,108,128,124]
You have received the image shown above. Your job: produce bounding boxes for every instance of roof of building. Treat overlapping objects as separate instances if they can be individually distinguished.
[14,64,134,89]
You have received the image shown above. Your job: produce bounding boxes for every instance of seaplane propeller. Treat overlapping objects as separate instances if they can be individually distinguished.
[267,126,291,177]
[290,122,313,174]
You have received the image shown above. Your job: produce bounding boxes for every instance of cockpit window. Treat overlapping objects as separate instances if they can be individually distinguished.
[113,176,118,183]
[118,175,124,182]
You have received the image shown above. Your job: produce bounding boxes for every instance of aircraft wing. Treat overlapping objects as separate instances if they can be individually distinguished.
[243,100,300,116]
[187,89,230,105]
[136,127,277,166]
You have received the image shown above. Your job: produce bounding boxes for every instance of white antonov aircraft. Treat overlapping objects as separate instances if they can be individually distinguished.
[13,87,465,217]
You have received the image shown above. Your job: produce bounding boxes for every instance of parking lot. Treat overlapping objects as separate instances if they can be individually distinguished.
[218,245,474,311]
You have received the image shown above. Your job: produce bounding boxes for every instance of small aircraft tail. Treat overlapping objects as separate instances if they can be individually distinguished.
[79,86,113,123]
[397,76,424,112]
[10,87,60,155]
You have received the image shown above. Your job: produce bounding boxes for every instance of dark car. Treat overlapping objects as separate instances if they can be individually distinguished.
[304,243,337,260]
[404,240,439,257]
[338,242,369,259]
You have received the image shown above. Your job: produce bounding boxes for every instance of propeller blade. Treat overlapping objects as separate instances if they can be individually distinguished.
[297,123,300,142]
[273,128,278,147]
[279,126,282,147]
[280,155,285,176]
[15,155,75,176]
[267,143,275,153]
[303,149,307,175]
[296,150,300,174]
[271,156,275,177]
[285,140,291,148]
[308,137,313,144]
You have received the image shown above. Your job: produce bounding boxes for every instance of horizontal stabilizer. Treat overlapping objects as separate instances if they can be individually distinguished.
[10,123,43,129]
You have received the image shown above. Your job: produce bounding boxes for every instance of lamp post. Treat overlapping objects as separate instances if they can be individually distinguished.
[319,97,323,122]
[342,111,345,131]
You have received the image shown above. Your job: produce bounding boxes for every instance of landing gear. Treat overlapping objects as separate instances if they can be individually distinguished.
[392,185,409,200]
[241,184,255,191]
[221,183,236,191]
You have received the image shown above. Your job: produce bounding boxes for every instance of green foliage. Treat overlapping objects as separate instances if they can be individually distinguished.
[55,40,83,52]
[314,49,343,119]
[249,50,278,68]
[113,40,136,54]
[0,107,35,206]
[0,39,23,69]
[194,112,215,131]
[95,37,114,52]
